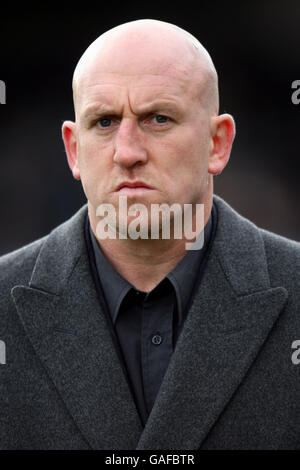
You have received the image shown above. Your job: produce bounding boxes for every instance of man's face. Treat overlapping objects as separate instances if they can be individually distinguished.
[69,36,216,233]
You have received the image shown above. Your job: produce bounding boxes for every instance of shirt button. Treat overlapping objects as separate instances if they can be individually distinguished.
[151,334,162,345]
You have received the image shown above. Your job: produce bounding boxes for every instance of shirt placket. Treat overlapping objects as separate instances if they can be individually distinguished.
[140,287,174,414]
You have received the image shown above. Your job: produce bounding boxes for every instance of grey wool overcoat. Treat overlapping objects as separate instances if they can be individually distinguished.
[0,195,299,450]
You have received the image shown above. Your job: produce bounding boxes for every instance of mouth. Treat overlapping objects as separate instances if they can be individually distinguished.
[114,181,154,195]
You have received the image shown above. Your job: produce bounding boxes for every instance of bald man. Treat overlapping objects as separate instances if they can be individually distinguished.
[0,20,299,450]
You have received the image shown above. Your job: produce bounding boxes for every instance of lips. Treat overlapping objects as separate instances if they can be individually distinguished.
[116,181,154,191]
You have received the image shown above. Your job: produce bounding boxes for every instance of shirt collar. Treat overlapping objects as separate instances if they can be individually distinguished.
[90,229,133,323]
[89,211,212,324]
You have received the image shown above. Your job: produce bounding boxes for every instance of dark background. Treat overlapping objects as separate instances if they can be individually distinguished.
[0,1,299,255]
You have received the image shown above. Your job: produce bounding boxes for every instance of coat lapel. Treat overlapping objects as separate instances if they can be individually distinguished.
[137,196,288,449]
[11,206,143,449]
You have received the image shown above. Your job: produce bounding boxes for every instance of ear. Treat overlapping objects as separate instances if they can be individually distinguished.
[61,120,81,180]
[208,114,236,175]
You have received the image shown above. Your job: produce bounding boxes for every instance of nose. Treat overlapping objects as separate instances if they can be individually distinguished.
[113,118,148,168]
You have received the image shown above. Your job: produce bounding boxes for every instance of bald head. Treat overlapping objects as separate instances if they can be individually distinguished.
[72,19,219,117]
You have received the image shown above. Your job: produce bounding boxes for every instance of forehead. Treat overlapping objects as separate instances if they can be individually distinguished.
[82,68,189,97]
[75,65,201,119]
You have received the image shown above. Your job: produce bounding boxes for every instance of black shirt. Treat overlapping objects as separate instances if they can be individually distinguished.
[85,204,216,425]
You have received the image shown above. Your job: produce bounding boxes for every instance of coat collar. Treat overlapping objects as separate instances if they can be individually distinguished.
[11,197,288,449]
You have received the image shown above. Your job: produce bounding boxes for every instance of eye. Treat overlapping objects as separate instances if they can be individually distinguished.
[97,117,112,128]
[153,114,169,124]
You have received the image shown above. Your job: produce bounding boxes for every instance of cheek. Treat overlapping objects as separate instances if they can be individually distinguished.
[163,127,210,174]
[78,132,112,173]
[76,135,112,201]
[163,128,210,201]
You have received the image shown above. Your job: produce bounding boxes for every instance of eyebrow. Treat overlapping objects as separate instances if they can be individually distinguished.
[81,100,184,123]
[81,105,116,123]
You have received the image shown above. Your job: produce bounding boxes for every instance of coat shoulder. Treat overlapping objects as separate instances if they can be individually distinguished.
[213,195,299,295]
[260,228,300,288]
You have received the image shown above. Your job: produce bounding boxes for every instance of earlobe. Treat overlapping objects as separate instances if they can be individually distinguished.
[61,121,81,181]
[208,114,236,175]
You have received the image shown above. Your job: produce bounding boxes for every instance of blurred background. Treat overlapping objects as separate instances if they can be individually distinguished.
[0,1,299,255]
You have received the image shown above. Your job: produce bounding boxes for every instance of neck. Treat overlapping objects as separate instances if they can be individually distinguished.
[88,194,213,292]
